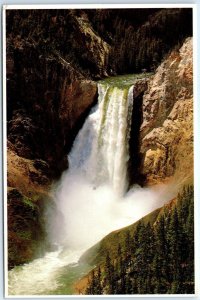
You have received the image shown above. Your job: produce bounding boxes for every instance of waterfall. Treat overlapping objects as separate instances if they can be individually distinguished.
[69,83,134,196]
[48,81,135,248]
[97,84,133,195]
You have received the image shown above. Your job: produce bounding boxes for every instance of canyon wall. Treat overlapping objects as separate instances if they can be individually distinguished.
[139,37,193,186]
[6,9,193,267]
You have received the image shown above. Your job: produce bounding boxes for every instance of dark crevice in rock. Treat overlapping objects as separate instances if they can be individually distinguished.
[128,84,147,187]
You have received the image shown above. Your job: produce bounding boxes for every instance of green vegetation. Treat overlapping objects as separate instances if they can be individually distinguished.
[22,195,37,210]
[106,9,192,74]
[85,185,194,294]
[7,188,46,269]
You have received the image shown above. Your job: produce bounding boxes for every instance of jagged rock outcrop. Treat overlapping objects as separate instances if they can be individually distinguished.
[59,80,97,137]
[7,187,48,269]
[7,48,97,177]
[7,144,51,197]
[69,13,110,78]
[7,144,53,269]
[139,37,193,185]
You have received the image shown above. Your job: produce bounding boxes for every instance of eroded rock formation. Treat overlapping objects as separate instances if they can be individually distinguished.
[139,37,193,185]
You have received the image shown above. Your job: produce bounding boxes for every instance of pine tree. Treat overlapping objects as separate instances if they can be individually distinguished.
[86,270,96,294]
[125,231,132,267]
[144,222,155,293]
[104,252,116,294]
[167,208,181,287]
[96,266,103,294]
[152,215,169,293]
[94,185,194,295]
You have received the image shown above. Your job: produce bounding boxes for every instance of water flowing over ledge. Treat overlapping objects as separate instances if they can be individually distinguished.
[70,79,135,197]
[8,74,174,296]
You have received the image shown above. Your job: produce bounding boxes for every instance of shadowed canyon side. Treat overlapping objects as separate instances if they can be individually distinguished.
[6,8,193,296]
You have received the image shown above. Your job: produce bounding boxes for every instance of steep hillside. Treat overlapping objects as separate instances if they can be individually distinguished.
[80,207,161,267]
[76,185,194,294]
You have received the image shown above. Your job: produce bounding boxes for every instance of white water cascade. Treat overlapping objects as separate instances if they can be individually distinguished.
[8,75,175,296]
[95,84,133,195]
[48,81,135,250]
[69,83,134,196]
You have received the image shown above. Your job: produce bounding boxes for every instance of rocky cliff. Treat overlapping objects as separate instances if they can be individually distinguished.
[6,8,192,180]
[139,37,193,186]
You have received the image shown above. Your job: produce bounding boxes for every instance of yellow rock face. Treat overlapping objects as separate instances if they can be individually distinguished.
[140,37,193,185]
[59,79,97,129]
[7,145,51,198]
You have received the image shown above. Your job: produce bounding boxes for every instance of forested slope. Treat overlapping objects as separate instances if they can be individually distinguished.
[80,186,194,295]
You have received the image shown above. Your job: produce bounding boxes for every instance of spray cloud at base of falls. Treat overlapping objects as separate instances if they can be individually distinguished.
[48,78,176,252]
